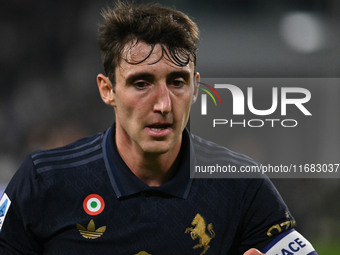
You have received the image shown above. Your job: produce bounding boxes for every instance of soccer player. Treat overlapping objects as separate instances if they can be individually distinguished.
[0,1,317,255]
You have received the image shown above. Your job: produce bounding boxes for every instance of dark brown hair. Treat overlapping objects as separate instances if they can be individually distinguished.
[98,1,199,84]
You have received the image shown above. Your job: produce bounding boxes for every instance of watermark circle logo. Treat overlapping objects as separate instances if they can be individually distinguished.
[83,194,105,216]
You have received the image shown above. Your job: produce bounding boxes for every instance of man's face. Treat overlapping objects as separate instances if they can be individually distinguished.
[101,42,198,155]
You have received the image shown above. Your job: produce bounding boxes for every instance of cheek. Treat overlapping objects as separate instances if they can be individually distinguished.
[115,90,134,110]
[173,95,192,119]
[115,94,149,120]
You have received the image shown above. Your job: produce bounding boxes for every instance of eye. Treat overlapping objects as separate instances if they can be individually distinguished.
[133,81,149,90]
[171,79,186,87]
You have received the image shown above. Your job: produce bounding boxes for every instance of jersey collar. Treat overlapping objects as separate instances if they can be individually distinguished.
[102,125,194,199]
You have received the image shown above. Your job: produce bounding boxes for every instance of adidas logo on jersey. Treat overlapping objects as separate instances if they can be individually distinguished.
[76,219,106,239]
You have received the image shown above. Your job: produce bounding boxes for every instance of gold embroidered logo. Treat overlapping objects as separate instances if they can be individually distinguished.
[185,213,215,255]
[266,211,296,237]
[135,252,151,255]
[76,219,106,239]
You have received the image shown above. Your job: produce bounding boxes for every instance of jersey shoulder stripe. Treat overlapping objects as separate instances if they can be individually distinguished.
[31,133,104,174]
[191,133,257,166]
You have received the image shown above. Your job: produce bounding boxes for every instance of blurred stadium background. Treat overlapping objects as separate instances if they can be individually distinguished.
[1,0,339,253]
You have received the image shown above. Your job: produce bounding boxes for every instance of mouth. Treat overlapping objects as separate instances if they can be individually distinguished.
[148,123,172,131]
[145,123,173,137]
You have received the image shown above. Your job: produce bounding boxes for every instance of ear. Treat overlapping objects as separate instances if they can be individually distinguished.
[97,74,115,107]
[191,72,200,104]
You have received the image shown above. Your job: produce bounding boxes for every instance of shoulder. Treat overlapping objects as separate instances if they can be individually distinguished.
[190,133,258,167]
[189,132,266,189]
[30,132,105,174]
[4,132,107,202]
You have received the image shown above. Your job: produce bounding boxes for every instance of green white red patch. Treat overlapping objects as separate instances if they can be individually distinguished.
[83,194,105,216]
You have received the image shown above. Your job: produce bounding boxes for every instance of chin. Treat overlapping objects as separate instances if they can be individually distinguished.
[141,141,174,155]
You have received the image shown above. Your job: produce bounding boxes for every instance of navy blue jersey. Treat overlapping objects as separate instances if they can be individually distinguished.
[0,126,295,255]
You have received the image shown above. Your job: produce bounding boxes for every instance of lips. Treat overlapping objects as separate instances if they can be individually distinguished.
[148,123,172,130]
[145,123,173,137]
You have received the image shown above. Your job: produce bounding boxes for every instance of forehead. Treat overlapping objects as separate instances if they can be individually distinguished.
[118,41,194,76]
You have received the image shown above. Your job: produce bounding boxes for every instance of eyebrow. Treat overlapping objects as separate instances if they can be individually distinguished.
[125,72,154,85]
[125,70,191,85]
[167,71,191,81]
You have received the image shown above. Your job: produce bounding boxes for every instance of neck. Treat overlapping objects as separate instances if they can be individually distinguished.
[115,129,182,187]
[130,150,181,186]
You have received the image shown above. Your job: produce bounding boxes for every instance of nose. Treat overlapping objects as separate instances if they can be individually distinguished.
[153,83,172,115]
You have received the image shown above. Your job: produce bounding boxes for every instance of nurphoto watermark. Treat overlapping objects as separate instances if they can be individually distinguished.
[190,78,340,179]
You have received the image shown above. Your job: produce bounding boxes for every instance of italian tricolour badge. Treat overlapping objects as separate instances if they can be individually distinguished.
[83,194,105,216]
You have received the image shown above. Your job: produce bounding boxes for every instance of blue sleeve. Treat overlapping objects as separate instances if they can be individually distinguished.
[238,177,296,254]
[0,156,43,254]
